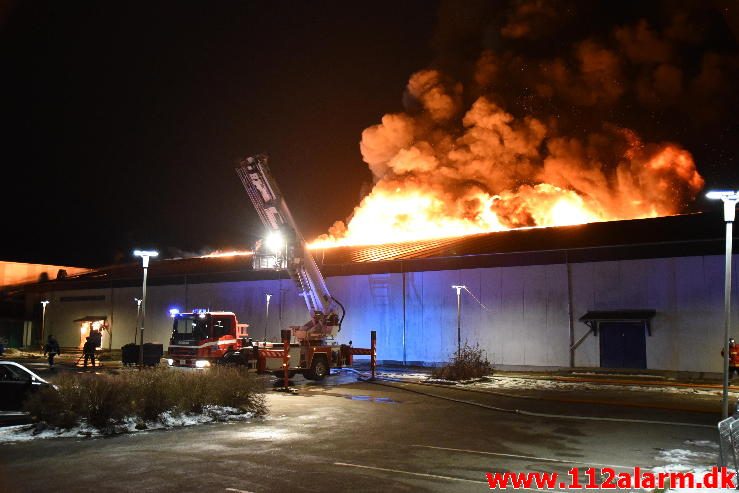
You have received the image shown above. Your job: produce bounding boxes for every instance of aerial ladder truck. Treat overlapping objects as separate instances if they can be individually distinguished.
[167,155,374,379]
[236,154,374,379]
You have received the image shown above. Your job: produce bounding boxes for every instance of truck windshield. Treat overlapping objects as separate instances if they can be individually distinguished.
[172,316,209,341]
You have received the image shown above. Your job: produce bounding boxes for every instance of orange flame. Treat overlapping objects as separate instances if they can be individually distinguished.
[311,74,704,249]
[200,250,253,258]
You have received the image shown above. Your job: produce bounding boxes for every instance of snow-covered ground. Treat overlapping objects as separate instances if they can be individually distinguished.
[371,369,736,398]
[468,376,735,398]
[0,406,255,444]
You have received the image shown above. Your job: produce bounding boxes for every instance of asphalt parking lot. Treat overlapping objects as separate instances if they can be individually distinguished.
[0,361,725,493]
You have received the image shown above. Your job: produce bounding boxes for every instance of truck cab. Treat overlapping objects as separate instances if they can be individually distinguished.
[167,310,250,368]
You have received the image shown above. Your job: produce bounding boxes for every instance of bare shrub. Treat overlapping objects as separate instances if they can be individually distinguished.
[123,368,179,421]
[206,366,267,415]
[23,373,86,429]
[431,343,493,381]
[23,367,266,432]
[79,374,132,429]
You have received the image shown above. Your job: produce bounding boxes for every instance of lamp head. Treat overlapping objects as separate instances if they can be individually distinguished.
[706,190,739,222]
[133,249,159,258]
[706,190,739,201]
[134,249,159,268]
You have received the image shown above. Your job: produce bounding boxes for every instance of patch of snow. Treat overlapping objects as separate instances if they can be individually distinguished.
[463,376,735,397]
[0,424,98,443]
[372,370,431,381]
[684,440,720,450]
[571,372,668,379]
[655,448,717,464]
[0,406,254,444]
[372,368,730,398]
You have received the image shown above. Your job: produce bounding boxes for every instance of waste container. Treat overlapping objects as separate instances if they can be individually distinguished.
[121,343,163,366]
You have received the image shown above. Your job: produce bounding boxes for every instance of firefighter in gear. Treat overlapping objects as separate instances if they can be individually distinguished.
[83,336,96,369]
[721,338,739,379]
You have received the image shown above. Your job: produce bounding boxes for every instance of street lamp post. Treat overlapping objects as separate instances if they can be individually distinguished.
[134,250,158,368]
[40,300,49,350]
[707,190,739,419]
[452,285,465,358]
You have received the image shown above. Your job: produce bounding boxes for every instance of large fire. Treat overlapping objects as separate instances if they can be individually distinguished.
[310,64,704,249]
[200,250,253,258]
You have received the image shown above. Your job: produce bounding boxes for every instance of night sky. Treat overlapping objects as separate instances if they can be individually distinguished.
[1,1,737,267]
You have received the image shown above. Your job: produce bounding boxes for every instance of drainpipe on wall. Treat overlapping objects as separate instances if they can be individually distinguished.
[566,251,575,368]
[109,283,114,352]
[402,263,407,366]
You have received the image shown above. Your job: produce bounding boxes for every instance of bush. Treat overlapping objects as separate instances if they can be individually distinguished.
[431,343,493,381]
[24,373,86,429]
[23,366,267,431]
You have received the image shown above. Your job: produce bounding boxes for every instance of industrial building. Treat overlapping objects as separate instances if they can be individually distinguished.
[0,262,88,348]
[13,213,738,373]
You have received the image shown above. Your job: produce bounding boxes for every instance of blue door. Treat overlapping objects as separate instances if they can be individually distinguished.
[599,322,647,369]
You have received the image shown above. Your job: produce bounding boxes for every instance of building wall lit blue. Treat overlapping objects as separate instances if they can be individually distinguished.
[36,253,738,372]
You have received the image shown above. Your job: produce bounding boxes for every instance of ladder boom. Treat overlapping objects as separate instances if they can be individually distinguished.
[235,155,335,320]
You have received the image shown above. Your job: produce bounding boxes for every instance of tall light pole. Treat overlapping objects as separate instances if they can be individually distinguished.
[133,298,142,343]
[264,293,272,341]
[134,250,158,368]
[452,285,465,358]
[707,190,739,419]
[40,300,50,350]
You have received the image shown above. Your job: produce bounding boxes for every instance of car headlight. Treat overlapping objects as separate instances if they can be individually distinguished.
[166,358,174,366]
[194,360,211,368]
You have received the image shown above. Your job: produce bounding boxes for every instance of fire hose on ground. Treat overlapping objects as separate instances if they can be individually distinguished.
[339,368,714,429]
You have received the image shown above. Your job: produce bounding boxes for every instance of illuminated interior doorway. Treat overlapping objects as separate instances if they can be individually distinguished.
[74,316,108,349]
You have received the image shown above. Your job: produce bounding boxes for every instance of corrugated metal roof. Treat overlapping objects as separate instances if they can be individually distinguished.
[16,212,737,291]
[313,212,731,265]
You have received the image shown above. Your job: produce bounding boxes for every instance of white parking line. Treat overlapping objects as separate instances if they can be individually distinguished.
[412,444,635,470]
[334,461,487,484]
[334,462,564,492]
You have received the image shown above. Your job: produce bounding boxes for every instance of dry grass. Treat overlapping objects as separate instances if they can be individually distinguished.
[431,343,493,381]
[23,367,267,431]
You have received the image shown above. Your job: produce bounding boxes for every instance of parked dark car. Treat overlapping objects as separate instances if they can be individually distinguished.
[0,361,53,411]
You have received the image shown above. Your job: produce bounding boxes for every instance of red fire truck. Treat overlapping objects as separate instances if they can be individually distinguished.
[166,155,373,379]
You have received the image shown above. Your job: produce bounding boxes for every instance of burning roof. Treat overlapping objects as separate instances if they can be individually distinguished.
[20,213,737,292]
[313,1,737,249]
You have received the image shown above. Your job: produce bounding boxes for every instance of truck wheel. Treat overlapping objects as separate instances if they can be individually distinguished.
[221,350,250,366]
[306,357,328,381]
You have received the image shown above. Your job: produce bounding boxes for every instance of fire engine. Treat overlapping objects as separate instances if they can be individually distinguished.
[166,154,373,379]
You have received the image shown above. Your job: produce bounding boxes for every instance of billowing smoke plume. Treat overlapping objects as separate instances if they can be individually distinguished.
[315,1,738,247]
